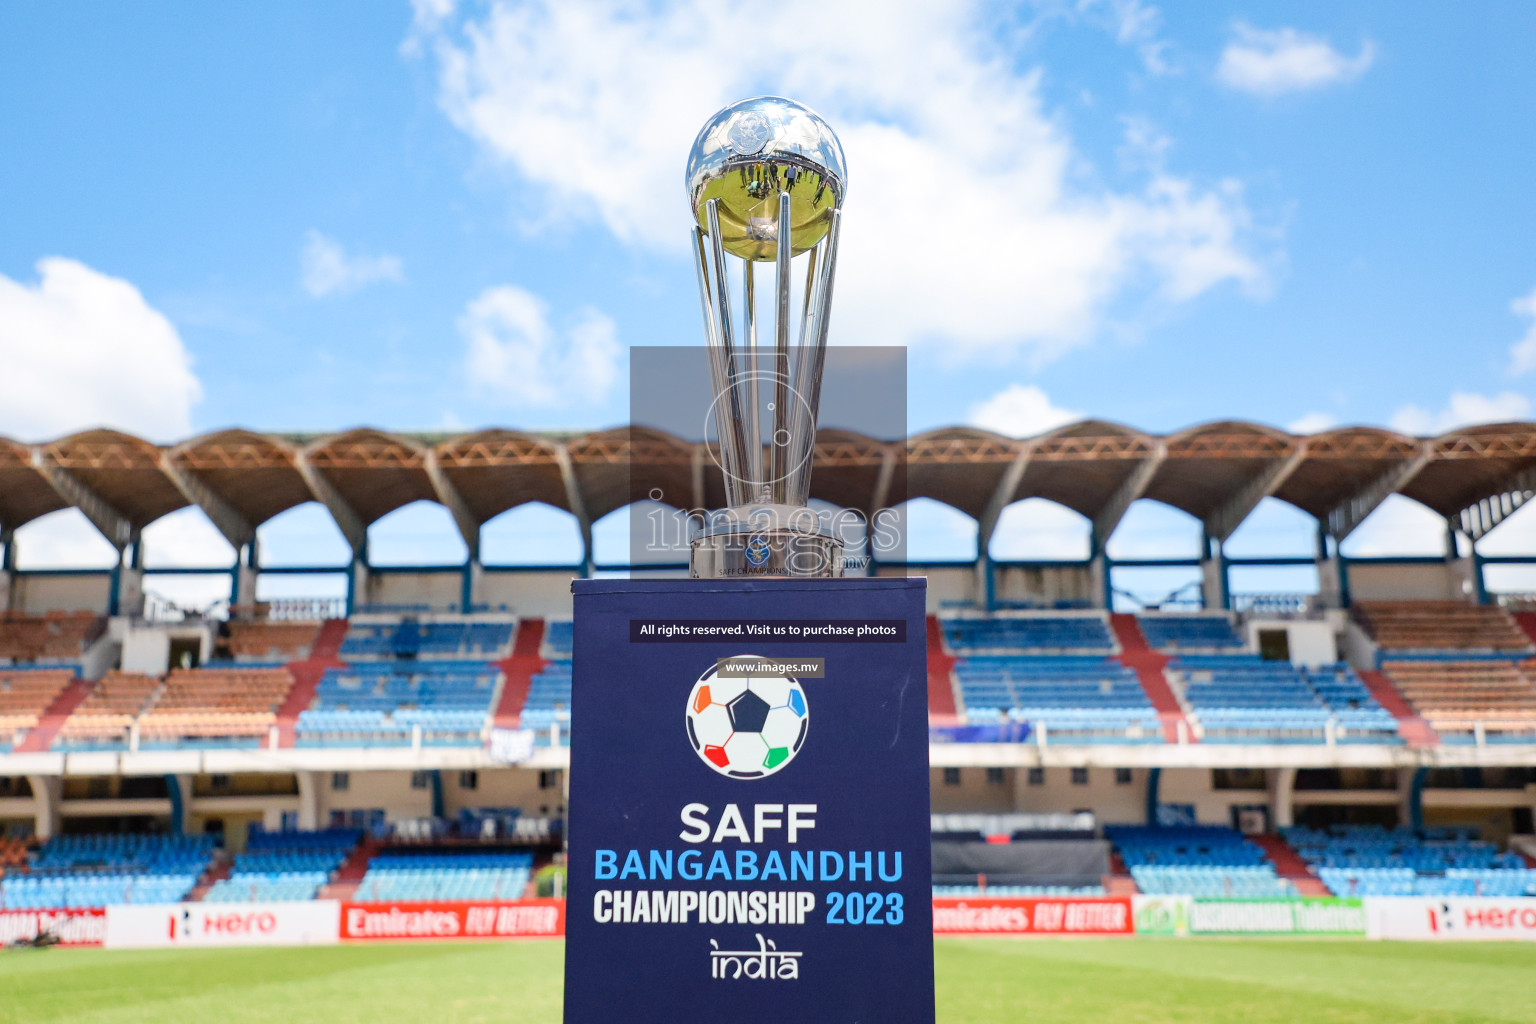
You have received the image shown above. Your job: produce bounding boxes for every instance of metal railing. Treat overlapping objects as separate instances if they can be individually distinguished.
[230,598,347,622]
[1231,592,1318,617]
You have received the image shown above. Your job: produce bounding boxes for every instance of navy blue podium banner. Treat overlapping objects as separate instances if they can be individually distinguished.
[564,578,934,1024]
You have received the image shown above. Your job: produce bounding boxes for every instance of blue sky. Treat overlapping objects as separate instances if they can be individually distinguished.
[2,1,1535,601]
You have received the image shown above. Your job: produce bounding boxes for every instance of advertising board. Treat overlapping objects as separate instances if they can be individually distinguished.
[340,900,565,940]
[0,907,106,947]
[931,897,1133,935]
[1366,897,1536,940]
[104,900,340,948]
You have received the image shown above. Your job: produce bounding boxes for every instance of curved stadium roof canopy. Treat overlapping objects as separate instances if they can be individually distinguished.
[0,421,1534,557]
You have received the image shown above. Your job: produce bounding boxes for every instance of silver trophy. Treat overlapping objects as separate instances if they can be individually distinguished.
[686,96,847,579]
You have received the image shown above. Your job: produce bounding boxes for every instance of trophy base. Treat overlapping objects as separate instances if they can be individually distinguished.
[689,505,844,579]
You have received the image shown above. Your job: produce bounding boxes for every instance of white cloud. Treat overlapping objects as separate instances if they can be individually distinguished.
[1390,391,1532,436]
[968,384,1081,437]
[1508,284,1536,375]
[1217,23,1375,96]
[141,507,237,569]
[415,0,1265,360]
[300,231,403,297]
[0,257,201,441]
[12,510,119,569]
[1341,494,1448,558]
[1098,0,1174,75]
[990,498,1090,559]
[460,284,620,407]
[1287,411,1337,434]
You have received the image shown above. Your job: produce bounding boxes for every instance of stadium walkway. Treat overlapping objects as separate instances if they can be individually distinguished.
[16,677,95,753]
[1110,614,1193,743]
[493,618,546,728]
[276,619,350,747]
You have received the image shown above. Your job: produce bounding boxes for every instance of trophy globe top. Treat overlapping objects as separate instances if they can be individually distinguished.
[686,96,847,262]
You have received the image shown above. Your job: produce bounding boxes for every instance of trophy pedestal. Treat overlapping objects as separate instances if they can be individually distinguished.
[689,504,844,578]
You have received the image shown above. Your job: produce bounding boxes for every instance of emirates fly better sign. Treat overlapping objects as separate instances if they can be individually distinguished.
[564,579,934,1024]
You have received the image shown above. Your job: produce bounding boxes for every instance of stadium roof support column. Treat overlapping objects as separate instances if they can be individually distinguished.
[296,771,320,831]
[1203,445,1309,544]
[554,444,593,576]
[294,448,370,612]
[975,446,1032,611]
[1091,443,1164,610]
[26,774,62,841]
[1324,444,1434,540]
[1454,464,1536,542]
[117,532,146,619]
[29,447,134,551]
[1199,529,1229,611]
[1268,767,1296,828]
[423,450,482,610]
[158,451,256,551]
[230,538,258,610]
[0,527,12,613]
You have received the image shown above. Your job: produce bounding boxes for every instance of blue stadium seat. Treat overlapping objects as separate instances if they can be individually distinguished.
[1137,615,1245,651]
[1,833,213,908]
[1108,825,1296,897]
[352,849,535,902]
[204,828,362,903]
[942,615,1115,654]
[1170,656,1400,744]
[1283,824,1535,896]
[296,660,501,747]
[953,656,1161,743]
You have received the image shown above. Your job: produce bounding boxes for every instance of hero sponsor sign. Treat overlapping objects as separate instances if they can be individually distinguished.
[931,897,1133,936]
[0,908,106,947]
[341,900,565,940]
[104,900,341,948]
[1367,897,1536,940]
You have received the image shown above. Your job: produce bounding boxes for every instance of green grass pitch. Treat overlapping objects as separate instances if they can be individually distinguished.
[4,939,1536,1024]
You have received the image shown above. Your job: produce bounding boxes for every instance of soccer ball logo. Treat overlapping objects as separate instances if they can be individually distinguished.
[685,657,809,779]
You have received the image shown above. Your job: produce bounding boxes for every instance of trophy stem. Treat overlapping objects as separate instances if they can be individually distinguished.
[785,207,841,506]
[743,260,763,494]
[702,199,754,507]
[771,191,792,505]
[691,225,738,500]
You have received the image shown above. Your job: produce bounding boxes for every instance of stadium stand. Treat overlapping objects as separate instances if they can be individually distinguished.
[542,620,573,660]
[1169,656,1400,744]
[1284,824,1536,897]
[0,836,32,872]
[0,611,103,665]
[218,619,321,662]
[137,667,295,748]
[53,672,159,750]
[1136,614,1245,651]
[0,833,213,908]
[941,615,1116,654]
[295,661,501,746]
[1355,601,1535,655]
[203,828,362,903]
[952,655,1162,743]
[519,662,572,733]
[352,848,534,902]
[1107,825,1296,897]
[1380,660,1536,742]
[0,669,75,749]
[340,617,515,660]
